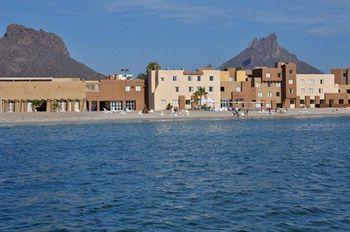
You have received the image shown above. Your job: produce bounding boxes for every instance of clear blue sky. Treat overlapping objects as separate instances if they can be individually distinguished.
[0,0,349,75]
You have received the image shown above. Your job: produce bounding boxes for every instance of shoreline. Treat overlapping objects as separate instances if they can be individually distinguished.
[1,108,350,126]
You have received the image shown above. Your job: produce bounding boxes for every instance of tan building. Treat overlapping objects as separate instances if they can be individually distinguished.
[0,77,86,112]
[147,68,221,111]
[86,78,145,111]
[220,62,297,109]
[296,74,338,107]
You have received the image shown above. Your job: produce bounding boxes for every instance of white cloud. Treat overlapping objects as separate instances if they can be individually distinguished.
[102,0,350,35]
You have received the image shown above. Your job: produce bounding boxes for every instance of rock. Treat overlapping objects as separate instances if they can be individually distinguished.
[219,33,322,74]
[0,24,105,79]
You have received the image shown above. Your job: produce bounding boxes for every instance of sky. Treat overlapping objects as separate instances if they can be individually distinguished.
[0,0,349,75]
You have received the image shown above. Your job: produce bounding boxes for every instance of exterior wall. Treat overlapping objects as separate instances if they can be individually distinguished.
[280,62,297,107]
[148,69,221,111]
[321,93,349,107]
[0,78,86,112]
[236,70,247,82]
[331,68,350,85]
[86,79,145,111]
[254,78,282,108]
[296,74,338,107]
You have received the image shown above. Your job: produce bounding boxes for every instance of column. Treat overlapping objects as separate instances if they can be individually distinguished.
[305,96,310,108]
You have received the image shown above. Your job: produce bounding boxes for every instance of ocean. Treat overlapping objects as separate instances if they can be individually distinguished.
[1,118,350,231]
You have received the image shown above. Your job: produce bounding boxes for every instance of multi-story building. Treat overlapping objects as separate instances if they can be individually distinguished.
[85,78,145,111]
[0,77,86,112]
[331,68,350,85]
[221,62,297,109]
[296,74,338,107]
[147,68,221,111]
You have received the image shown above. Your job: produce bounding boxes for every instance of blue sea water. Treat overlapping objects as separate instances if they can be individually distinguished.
[1,118,350,231]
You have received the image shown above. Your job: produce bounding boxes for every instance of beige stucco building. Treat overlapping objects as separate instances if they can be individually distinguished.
[0,77,86,112]
[296,74,338,107]
[147,69,221,111]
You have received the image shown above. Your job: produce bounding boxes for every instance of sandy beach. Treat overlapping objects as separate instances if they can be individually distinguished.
[1,108,350,126]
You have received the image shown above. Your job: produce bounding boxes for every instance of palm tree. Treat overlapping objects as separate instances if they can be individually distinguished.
[137,73,146,79]
[146,62,161,71]
[194,87,208,108]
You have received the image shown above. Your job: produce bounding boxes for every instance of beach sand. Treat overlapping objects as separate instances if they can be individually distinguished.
[1,108,350,126]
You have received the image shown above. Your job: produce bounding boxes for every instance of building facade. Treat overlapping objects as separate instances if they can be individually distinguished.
[147,68,221,111]
[85,78,145,111]
[0,77,86,112]
[296,74,338,107]
[220,62,297,109]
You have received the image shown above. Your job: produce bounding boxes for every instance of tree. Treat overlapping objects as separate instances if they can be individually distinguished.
[166,103,173,111]
[194,87,208,108]
[146,62,161,71]
[137,73,146,79]
[32,99,42,111]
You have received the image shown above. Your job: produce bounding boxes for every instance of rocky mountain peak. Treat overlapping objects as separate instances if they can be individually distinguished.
[220,33,322,74]
[0,24,104,79]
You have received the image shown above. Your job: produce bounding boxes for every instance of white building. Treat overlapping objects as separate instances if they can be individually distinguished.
[147,68,221,111]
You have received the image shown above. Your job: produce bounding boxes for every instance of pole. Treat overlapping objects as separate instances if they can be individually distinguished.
[0,98,2,114]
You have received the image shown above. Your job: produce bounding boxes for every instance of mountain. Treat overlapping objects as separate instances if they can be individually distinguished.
[219,33,322,74]
[0,24,105,79]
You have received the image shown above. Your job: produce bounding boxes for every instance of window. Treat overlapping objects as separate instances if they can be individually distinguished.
[289,89,294,93]
[301,79,305,84]
[209,76,214,81]
[276,92,280,97]
[188,76,192,81]
[320,79,324,84]
[27,102,32,112]
[173,99,179,106]
[8,101,14,112]
[278,73,281,78]
[197,76,201,81]
[258,92,263,97]
[276,83,281,87]
[235,86,241,92]
[110,101,123,111]
[309,79,314,84]
[288,79,294,84]
[266,73,271,78]
[268,92,273,97]
[289,69,293,74]
[221,99,230,108]
[310,99,315,104]
[161,77,164,81]
[173,76,177,81]
[185,100,191,105]
[255,83,261,88]
[74,101,80,112]
[86,83,100,92]
[319,88,323,94]
[301,88,305,94]
[267,82,271,87]
[135,86,141,92]
[340,99,344,104]
[126,100,136,110]
[189,87,193,92]
[161,100,166,106]
[229,77,234,82]
[221,86,225,92]
[209,86,214,92]
[309,88,313,94]
[125,86,130,92]
[175,87,179,92]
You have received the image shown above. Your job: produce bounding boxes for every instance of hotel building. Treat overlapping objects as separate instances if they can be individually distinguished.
[220,62,297,109]
[0,77,86,112]
[147,68,221,111]
[296,74,339,107]
[85,78,145,111]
